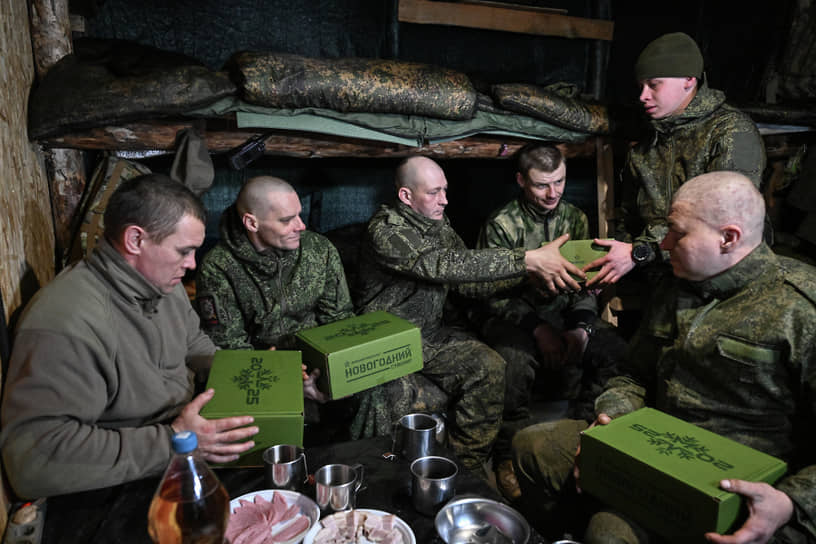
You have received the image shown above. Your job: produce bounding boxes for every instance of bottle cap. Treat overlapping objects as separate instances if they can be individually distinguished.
[171,431,198,454]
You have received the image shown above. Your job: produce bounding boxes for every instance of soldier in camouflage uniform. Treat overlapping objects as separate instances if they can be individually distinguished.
[474,143,624,500]
[586,32,766,289]
[354,156,584,472]
[195,176,354,407]
[512,172,816,543]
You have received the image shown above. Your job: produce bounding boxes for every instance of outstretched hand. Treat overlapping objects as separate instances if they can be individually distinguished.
[525,233,584,295]
[573,412,612,492]
[704,480,793,544]
[171,388,258,463]
[302,364,329,404]
[584,239,634,289]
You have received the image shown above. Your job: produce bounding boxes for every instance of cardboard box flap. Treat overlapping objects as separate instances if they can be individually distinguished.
[296,310,415,352]
[201,349,304,417]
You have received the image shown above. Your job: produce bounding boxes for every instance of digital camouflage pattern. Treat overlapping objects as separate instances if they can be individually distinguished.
[354,202,525,470]
[355,202,528,334]
[514,244,816,542]
[195,205,354,350]
[477,197,596,328]
[228,52,476,120]
[476,197,608,460]
[618,82,766,255]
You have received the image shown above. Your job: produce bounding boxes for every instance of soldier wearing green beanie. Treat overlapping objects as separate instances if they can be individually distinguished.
[583,31,765,293]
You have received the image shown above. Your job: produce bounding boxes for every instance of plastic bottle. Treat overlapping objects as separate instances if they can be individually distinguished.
[147,431,230,544]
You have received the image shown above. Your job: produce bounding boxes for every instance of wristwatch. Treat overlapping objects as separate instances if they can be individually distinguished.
[575,321,594,337]
[631,242,655,267]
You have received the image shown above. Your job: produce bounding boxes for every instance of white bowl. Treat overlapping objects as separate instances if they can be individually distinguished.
[229,489,320,544]
[302,508,416,544]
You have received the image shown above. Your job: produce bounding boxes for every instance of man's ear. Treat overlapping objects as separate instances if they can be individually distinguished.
[122,225,146,256]
[721,225,742,252]
[242,212,259,233]
[516,172,526,189]
[684,76,697,92]
[397,187,412,207]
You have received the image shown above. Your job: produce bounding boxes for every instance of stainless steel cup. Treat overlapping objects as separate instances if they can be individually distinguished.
[315,463,364,513]
[410,455,458,516]
[393,413,443,462]
[263,445,308,492]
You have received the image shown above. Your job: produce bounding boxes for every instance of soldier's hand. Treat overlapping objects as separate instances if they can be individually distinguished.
[584,239,634,288]
[574,412,612,493]
[704,480,793,544]
[303,366,329,404]
[525,234,583,294]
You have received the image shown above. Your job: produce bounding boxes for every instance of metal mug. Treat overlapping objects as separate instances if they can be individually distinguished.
[263,445,308,493]
[410,455,458,516]
[315,463,365,513]
[393,413,446,462]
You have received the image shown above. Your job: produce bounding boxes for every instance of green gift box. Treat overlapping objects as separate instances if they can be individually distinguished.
[295,311,423,400]
[200,349,304,467]
[579,408,787,543]
[557,238,611,282]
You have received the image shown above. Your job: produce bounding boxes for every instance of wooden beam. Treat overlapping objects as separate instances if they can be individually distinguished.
[30,0,86,267]
[40,122,596,159]
[398,0,614,40]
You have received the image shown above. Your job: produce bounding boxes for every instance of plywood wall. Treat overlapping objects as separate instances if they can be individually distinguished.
[1,0,56,529]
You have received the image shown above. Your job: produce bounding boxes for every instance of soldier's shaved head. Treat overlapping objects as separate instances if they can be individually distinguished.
[395,156,443,191]
[673,171,765,247]
[237,176,296,217]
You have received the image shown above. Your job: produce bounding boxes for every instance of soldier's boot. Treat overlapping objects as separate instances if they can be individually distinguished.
[495,459,522,502]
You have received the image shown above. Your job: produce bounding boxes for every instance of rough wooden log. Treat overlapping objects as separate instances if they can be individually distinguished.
[41,122,596,159]
[29,0,86,265]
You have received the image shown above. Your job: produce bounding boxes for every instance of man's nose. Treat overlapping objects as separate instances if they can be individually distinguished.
[184,252,197,270]
[639,85,650,103]
[439,193,448,206]
[295,216,306,231]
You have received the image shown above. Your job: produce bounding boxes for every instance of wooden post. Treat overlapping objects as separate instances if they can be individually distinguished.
[595,136,618,325]
[30,0,86,267]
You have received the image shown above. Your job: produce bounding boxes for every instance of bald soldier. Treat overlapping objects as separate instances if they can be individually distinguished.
[354,156,585,473]
[512,172,816,543]
[195,176,354,403]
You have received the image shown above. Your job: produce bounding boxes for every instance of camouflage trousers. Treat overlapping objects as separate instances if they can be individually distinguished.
[513,419,810,544]
[350,334,505,472]
[482,319,625,461]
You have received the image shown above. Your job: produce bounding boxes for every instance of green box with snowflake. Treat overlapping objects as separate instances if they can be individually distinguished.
[295,311,423,400]
[200,349,304,467]
[579,407,786,543]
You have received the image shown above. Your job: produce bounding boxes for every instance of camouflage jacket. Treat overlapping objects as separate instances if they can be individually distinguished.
[354,202,527,338]
[596,244,816,535]
[618,82,766,258]
[476,197,597,330]
[195,205,354,350]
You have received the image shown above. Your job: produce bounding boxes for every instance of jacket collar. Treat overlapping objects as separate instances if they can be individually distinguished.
[651,81,726,135]
[519,195,560,221]
[88,238,165,314]
[686,243,776,301]
[395,201,449,234]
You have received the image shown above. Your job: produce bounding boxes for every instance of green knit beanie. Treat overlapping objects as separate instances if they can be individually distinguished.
[634,32,703,81]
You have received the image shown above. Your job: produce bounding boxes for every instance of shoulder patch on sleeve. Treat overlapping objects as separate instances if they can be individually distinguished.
[197,295,219,326]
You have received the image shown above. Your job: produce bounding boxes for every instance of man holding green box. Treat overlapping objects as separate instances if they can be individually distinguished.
[195,176,355,405]
[512,172,816,543]
[0,175,259,499]
[475,143,624,501]
[354,156,585,474]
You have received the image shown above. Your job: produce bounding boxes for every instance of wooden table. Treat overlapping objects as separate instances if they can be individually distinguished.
[42,435,547,543]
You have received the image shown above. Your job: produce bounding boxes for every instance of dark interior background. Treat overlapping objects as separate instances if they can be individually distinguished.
[71,0,796,253]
